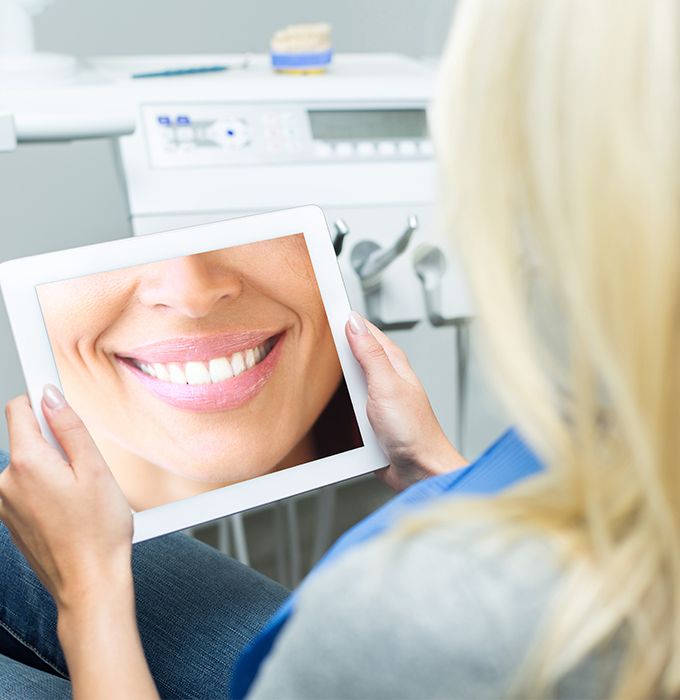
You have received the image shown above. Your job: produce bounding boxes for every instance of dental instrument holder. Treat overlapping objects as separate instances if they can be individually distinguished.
[350,215,420,331]
[332,218,349,256]
[413,243,472,450]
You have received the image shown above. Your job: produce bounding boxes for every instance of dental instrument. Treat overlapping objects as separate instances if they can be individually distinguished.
[350,215,421,331]
[413,243,473,450]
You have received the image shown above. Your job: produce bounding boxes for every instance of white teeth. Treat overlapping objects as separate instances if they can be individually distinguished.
[133,338,274,384]
[231,351,246,376]
[244,348,256,369]
[153,363,170,381]
[185,361,211,385]
[168,363,188,384]
[209,357,233,382]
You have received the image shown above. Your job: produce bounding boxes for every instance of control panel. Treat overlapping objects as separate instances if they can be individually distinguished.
[142,104,432,169]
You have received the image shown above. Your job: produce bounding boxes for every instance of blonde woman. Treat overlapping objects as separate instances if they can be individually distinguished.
[0,0,677,698]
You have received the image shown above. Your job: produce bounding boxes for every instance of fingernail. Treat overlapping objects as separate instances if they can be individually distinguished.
[43,384,66,410]
[348,311,368,335]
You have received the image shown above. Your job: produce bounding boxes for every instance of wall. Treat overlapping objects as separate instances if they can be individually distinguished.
[0,0,462,449]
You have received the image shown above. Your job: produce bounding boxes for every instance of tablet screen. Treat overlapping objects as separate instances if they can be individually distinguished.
[35,233,362,511]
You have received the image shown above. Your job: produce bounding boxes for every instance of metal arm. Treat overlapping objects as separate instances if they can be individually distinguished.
[413,243,457,327]
[349,215,420,331]
[351,214,418,290]
[413,243,476,328]
[332,218,349,256]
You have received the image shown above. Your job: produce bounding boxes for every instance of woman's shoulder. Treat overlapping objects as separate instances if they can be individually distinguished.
[249,517,594,699]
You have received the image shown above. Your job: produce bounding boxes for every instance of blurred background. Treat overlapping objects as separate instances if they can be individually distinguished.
[0,0,458,443]
[0,0,510,584]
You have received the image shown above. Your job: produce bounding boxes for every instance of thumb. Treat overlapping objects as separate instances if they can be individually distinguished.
[41,385,106,471]
[345,312,397,392]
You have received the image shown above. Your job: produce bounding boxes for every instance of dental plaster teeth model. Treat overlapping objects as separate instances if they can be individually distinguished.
[270,23,333,74]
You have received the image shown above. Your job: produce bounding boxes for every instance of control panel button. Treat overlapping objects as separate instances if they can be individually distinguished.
[419,140,434,156]
[176,127,194,143]
[398,140,418,156]
[356,142,377,157]
[334,142,354,157]
[211,118,251,149]
[377,141,397,156]
[314,142,333,158]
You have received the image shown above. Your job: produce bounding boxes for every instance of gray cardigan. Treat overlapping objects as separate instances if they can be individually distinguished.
[248,521,622,699]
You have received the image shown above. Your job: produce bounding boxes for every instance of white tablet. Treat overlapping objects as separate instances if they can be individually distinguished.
[0,205,387,542]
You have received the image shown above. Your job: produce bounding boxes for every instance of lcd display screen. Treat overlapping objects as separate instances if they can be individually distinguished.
[308,109,428,140]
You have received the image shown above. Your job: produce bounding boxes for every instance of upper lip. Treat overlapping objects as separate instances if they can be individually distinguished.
[117,329,283,364]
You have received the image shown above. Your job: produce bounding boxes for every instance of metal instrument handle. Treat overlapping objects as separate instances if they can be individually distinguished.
[358,214,418,286]
[332,219,349,256]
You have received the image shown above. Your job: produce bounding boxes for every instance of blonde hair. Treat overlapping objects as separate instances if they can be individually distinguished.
[424,0,680,696]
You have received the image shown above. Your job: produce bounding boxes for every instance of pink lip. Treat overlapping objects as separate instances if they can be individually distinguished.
[117,333,285,413]
[121,330,279,364]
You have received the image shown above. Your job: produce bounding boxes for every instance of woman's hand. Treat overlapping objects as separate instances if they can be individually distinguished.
[346,312,468,492]
[0,387,133,610]
[0,386,158,699]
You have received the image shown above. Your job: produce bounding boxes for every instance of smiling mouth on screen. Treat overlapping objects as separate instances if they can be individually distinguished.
[116,331,285,412]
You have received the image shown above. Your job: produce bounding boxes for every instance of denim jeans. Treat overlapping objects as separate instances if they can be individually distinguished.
[0,452,289,699]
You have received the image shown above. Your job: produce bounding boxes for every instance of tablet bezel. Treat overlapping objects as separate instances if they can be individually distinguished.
[0,205,387,542]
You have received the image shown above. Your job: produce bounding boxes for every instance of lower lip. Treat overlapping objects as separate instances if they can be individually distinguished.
[118,334,285,413]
